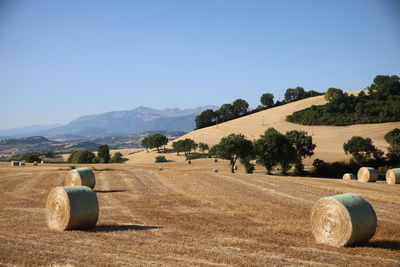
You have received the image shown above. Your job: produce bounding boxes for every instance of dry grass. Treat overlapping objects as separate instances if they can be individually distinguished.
[0,161,399,266]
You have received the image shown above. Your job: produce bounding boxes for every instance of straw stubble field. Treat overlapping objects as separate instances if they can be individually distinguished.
[0,161,399,266]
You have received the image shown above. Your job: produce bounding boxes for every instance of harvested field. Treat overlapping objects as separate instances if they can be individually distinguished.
[0,161,399,266]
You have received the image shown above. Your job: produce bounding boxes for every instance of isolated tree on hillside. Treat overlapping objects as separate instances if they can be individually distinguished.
[260,93,274,108]
[285,130,316,174]
[343,136,383,163]
[148,134,168,153]
[254,128,296,175]
[97,144,110,163]
[215,134,253,173]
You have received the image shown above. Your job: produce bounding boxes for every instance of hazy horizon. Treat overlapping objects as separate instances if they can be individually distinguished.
[1,0,399,129]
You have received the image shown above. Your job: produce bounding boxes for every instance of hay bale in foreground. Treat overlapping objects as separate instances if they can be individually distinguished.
[65,167,95,189]
[357,167,378,183]
[213,168,218,173]
[386,168,400,184]
[19,162,25,166]
[46,186,99,231]
[11,161,19,166]
[310,193,376,247]
[342,173,355,180]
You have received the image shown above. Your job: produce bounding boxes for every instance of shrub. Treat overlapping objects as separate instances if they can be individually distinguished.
[311,159,361,178]
[155,156,168,163]
[20,153,41,163]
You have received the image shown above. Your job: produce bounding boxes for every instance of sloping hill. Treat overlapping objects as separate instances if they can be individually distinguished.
[127,91,400,164]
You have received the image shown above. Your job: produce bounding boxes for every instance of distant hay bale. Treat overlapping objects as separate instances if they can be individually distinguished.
[65,167,95,189]
[46,186,99,231]
[386,168,400,184]
[234,165,238,170]
[40,160,44,164]
[342,173,355,180]
[357,167,378,183]
[187,160,191,164]
[33,161,38,166]
[19,162,25,166]
[11,161,19,166]
[310,193,377,247]
[214,158,218,163]
[213,168,218,173]
[158,167,163,171]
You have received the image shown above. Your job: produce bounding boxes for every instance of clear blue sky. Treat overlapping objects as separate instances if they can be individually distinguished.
[1,0,399,129]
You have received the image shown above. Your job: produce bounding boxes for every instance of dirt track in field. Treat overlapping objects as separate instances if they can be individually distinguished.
[0,161,399,266]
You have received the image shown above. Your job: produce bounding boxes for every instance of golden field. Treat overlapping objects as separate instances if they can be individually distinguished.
[0,161,399,266]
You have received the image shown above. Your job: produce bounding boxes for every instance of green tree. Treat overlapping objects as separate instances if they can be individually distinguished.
[155,155,168,163]
[195,109,217,129]
[148,134,168,153]
[217,103,235,122]
[254,128,296,175]
[141,137,150,152]
[232,99,249,117]
[324,87,345,103]
[20,153,41,163]
[67,150,96,164]
[343,136,384,163]
[260,93,274,108]
[109,152,128,163]
[97,144,110,163]
[285,130,316,174]
[368,75,400,100]
[284,87,306,102]
[384,128,400,150]
[215,134,253,173]
[198,142,209,155]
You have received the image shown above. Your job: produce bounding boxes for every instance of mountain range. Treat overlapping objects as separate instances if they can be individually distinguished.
[0,106,216,138]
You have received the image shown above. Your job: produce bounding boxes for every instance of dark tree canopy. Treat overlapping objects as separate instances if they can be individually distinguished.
[97,144,110,163]
[67,150,96,164]
[254,128,296,175]
[147,134,168,153]
[232,99,249,117]
[285,130,316,174]
[215,134,253,173]
[343,136,383,163]
[384,128,400,149]
[110,152,128,163]
[141,137,150,152]
[198,142,209,154]
[260,93,274,108]
[195,109,217,129]
[324,88,345,103]
[20,153,41,163]
[172,138,197,155]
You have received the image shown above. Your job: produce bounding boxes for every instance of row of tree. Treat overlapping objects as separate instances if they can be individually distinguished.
[210,128,315,174]
[287,75,400,125]
[67,144,127,164]
[195,88,322,129]
[141,134,168,153]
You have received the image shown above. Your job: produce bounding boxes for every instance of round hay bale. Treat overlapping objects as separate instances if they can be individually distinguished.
[19,162,25,166]
[386,168,400,184]
[342,173,355,180]
[11,161,19,166]
[158,167,163,171]
[40,160,44,164]
[213,168,218,173]
[214,158,218,163]
[357,167,378,183]
[187,160,191,164]
[46,186,99,231]
[310,193,377,247]
[33,161,38,166]
[65,167,95,189]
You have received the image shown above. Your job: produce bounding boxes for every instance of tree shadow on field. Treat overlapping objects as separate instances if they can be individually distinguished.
[94,190,128,193]
[364,240,400,250]
[86,224,163,233]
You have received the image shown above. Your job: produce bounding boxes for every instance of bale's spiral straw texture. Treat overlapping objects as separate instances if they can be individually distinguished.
[357,167,378,183]
[65,167,96,189]
[310,193,377,247]
[386,168,400,184]
[46,186,99,231]
[342,173,355,180]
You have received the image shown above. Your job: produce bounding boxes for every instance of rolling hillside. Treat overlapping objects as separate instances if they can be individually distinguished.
[127,91,400,164]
